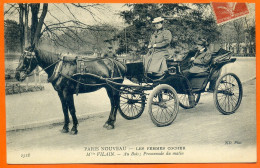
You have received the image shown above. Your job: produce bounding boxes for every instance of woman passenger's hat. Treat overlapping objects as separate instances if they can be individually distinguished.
[107,44,113,49]
[152,17,164,23]
[197,38,207,46]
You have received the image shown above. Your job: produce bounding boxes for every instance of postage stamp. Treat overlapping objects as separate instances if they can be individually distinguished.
[211,2,250,24]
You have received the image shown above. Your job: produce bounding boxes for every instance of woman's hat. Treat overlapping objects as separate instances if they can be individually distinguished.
[152,17,164,23]
[197,38,208,46]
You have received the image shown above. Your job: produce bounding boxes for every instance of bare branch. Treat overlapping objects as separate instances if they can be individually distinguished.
[33,3,48,45]
[70,3,103,23]
[63,3,80,22]
[53,4,72,20]
[4,4,17,15]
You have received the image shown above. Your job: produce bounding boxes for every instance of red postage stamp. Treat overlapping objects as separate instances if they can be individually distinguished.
[211,2,249,24]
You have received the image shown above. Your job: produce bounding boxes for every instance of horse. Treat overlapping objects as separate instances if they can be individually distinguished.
[15,46,126,135]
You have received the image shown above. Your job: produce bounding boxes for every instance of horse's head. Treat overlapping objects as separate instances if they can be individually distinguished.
[15,46,38,81]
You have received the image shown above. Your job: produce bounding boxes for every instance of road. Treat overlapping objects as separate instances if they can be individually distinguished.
[6,79,256,163]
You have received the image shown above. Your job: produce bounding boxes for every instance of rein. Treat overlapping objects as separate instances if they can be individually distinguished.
[25,59,60,78]
[19,50,129,91]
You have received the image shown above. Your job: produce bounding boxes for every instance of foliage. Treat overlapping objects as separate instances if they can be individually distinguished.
[118,3,220,54]
[4,20,21,53]
[218,17,255,54]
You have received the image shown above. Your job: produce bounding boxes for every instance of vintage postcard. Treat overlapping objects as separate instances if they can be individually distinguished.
[3,2,257,165]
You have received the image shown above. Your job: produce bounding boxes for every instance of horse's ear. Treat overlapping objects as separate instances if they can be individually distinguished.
[31,44,35,51]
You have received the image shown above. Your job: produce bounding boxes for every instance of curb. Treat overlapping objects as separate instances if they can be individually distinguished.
[6,111,107,132]
[6,76,256,132]
[241,76,256,84]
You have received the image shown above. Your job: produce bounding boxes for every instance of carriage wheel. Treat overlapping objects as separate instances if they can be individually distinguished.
[147,84,179,127]
[118,89,145,120]
[213,73,243,115]
[178,93,201,109]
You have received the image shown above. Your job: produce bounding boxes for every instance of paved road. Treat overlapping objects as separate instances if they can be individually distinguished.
[6,79,256,163]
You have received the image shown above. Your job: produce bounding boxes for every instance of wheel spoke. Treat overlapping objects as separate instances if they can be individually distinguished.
[214,74,242,115]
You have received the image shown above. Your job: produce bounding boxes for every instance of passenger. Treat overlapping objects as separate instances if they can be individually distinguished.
[185,38,220,91]
[143,17,172,76]
[189,38,212,74]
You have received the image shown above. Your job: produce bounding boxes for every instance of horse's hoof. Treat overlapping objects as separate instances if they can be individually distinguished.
[70,126,78,135]
[103,123,109,128]
[106,124,114,130]
[70,130,78,135]
[103,122,114,130]
[61,128,69,133]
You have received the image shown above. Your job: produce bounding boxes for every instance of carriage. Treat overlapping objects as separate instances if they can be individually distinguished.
[15,46,243,133]
[117,48,243,127]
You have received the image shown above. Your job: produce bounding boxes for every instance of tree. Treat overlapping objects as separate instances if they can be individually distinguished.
[5,3,118,53]
[118,3,220,54]
[233,19,244,54]
[39,3,120,52]
[4,20,21,52]
[244,18,255,54]
[5,3,48,52]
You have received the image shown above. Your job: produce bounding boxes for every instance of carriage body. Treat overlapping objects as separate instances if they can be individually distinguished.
[124,48,237,94]
[119,48,243,126]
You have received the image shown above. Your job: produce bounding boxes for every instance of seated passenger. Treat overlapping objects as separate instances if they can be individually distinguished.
[184,39,220,91]
[188,39,212,74]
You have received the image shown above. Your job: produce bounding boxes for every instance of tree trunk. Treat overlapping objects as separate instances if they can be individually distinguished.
[32,3,48,46]
[24,4,29,48]
[244,17,252,55]
[18,4,24,53]
[30,3,40,45]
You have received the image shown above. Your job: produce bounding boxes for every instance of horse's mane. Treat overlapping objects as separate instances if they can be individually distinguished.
[35,48,60,65]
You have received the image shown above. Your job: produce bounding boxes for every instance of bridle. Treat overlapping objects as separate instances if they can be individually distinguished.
[16,50,38,75]
[16,50,59,78]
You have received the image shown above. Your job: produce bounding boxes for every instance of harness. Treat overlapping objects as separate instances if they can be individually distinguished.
[18,50,126,94]
[49,55,125,94]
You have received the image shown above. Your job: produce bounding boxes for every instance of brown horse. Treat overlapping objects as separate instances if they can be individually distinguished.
[15,46,126,134]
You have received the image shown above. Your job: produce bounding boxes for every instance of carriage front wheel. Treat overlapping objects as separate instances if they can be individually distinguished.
[147,84,179,127]
[118,88,146,120]
[214,73,243,115]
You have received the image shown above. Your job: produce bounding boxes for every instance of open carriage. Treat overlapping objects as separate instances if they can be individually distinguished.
[118,48,243,126]
[15,46,243,133]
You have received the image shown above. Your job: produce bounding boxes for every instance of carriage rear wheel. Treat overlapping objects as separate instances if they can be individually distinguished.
[178,93,201,109]
[214,73,243,115]
[118,89,145,120]
[147,84,179,127]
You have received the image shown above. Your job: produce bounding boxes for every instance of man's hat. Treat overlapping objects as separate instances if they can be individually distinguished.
[152,17,164,23]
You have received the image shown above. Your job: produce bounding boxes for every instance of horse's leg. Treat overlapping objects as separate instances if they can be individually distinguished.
[103,86,120,130]
[57,91,70,133]
[67,94,78,134]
